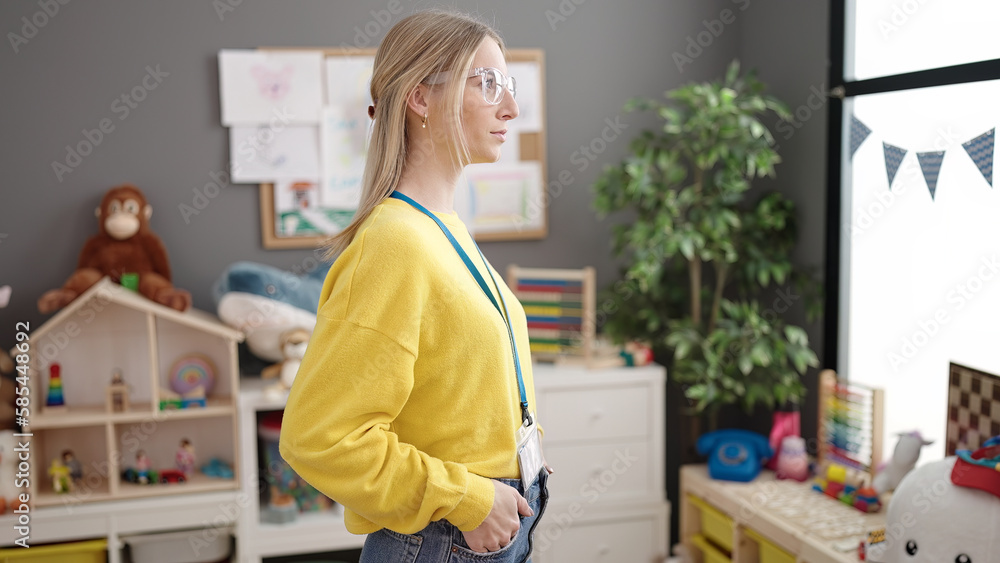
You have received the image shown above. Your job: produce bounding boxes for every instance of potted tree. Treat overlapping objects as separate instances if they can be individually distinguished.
[593,61,821,427]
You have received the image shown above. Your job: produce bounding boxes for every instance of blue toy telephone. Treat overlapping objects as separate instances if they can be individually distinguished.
[697,429,774,482]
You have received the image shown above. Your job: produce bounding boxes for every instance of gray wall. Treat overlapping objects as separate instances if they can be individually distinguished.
[0,0,742,328]
[739,0,830,448]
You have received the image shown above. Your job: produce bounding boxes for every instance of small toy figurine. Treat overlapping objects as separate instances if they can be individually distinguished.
[135,450,151,484]
[872,431,933,495]
[106,369,130,413]
[61,450,83,486]
[176,438,195,477]
[48,458,71,493]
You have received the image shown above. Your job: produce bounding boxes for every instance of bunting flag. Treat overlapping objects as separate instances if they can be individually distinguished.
[962,128,995,187]
[856,114,996,201]
[850,116,872,158]
[917,151,945,200]
[883,142,908,188]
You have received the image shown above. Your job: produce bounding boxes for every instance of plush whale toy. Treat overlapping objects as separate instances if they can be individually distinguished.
[867,436,1000,563]
[212,261,330,363]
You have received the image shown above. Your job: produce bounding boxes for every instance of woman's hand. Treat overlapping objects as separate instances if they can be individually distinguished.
[462,480,533,553]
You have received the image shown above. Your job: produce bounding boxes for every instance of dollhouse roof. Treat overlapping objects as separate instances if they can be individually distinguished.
[32,277,244,342]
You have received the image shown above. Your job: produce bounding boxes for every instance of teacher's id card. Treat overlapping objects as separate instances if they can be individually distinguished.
[516,414,543,490]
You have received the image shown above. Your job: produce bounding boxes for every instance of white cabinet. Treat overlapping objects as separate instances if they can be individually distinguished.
[531,363,670,563]
[234,377,365,563]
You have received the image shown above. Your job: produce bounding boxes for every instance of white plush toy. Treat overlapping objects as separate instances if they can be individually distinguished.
[872,431,934,495]
[261,328,310,400]
[867,437,1000,563]
[0,430,21,513]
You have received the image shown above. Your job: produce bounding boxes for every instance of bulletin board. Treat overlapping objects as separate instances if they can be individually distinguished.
[239,47,547,249]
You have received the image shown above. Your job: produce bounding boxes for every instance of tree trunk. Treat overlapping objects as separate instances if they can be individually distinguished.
[689,258,701,326]
[707,264,728,332]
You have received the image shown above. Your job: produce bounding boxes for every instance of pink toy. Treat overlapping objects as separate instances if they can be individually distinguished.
[176,438,195,477]
[775,436,810,481]
[766,408,801,471]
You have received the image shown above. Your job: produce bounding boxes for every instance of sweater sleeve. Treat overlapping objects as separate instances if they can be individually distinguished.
[278,313,495,534]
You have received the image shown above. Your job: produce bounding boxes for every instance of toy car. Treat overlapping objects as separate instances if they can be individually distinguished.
[121,467,160,485]
[158,469,187,484]
[201,458,234,479]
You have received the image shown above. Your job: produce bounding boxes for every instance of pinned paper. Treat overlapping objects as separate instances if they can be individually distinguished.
[229,125,320,182]
[850,116,872,159]
[916,151,945,200]
[962,128,994,187]
[320,105,367,210]
[462,162,543,235]
[219,49,324,125]
[883,142,908,189]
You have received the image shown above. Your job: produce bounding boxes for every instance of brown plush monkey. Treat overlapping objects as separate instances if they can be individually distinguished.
[38,184,191,313]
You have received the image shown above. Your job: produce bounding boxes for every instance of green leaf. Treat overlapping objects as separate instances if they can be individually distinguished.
[784,325,808,347]
[738,355,753,375]
[679,237,695,260]
[674,339,692,360]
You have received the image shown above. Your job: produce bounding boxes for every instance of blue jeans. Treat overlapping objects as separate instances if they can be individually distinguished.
[360,469,549,563]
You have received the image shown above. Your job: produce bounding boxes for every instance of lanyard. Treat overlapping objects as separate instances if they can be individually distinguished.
[388,191,531,424]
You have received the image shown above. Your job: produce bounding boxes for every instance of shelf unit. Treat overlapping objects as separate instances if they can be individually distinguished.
[235,377,364,562]
[24,278,244,507]
[0,490,241,563]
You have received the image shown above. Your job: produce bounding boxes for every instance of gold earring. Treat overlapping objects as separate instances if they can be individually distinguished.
[422,113,427,128]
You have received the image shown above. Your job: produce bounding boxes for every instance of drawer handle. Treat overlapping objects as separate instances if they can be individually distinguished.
[598,544,610,555]
[590,408,604,421]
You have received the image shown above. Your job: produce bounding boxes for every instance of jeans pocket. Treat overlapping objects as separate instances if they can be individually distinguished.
[449,524,523,562]
[360,528,423,563]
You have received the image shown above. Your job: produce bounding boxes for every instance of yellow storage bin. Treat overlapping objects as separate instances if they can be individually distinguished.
[692,533,732,563]
[0,539,107,563]
[746,528,796,563]
[688,494,734,552]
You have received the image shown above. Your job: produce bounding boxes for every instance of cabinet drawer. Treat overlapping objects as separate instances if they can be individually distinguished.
[692,533,732,563]
[536,511,660,563]
[545,442,652,504]
[746,528,796,563]
[540,384,649,442]
[689,495,734,553]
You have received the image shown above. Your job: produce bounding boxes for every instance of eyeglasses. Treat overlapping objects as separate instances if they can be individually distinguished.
[424,67,516,105]
[469,67,516,105]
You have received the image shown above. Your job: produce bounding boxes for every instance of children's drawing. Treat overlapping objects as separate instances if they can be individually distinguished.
[219,49,323,125]
[230,125,320,183]
[251,64,294,101]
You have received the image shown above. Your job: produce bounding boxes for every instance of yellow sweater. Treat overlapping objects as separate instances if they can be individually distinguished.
[279,196,538,535]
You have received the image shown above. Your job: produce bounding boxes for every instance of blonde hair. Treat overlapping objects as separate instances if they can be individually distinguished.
[323,9,505,258]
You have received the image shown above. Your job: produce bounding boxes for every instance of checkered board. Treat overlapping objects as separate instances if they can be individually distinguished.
[946,362,1000,456]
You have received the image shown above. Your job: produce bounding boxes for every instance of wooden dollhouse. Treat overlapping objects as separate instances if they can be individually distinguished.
[25,277,243,507]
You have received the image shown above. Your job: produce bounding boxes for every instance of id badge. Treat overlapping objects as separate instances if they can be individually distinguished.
[516,414,543,490]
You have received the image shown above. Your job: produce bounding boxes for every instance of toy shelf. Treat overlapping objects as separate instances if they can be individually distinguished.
[116,473,236,500]
[28,400,235,429]
[34,476,112,507]
[25,278,244,508]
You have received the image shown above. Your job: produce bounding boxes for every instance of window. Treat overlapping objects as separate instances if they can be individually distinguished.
[830,1,1000,462]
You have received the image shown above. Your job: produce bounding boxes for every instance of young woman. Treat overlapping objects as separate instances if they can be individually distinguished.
[279,9,550,563]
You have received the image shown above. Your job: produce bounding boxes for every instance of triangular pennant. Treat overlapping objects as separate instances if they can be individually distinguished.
[962,128,994,187]
[883,142,908,188]
[917,151,945,200]
[850,116,872,158]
